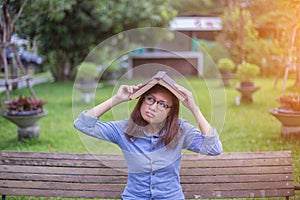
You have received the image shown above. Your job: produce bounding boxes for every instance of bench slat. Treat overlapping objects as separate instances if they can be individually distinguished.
[0,151,124,160]
[0,165,127,175]
[184,189,294,199]
[180,174,294,183]
[0,188,123,199]
[1,150,292,160]
[1,180,125,191]
[0,173,293,184]
[0,173,128,183]
[181,181,294,191]
[1,158,127,168]
[0,165,292,176]
[180,166,293,175]
[2,157,291,168]
[1,180,293,191]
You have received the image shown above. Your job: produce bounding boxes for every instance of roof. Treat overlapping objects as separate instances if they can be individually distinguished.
[170,17,222,31]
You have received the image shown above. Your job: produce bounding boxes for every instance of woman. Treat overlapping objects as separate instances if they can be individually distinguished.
[74,82,222,200]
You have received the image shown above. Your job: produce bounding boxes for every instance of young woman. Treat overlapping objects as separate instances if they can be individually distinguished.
[74,83,222,200]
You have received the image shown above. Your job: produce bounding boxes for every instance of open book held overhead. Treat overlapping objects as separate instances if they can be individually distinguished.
[130,71,187,101]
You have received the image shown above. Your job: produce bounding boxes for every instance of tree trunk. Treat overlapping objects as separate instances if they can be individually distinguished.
[295,64,300,87]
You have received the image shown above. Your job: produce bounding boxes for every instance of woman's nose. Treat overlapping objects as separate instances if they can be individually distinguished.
[149,103,157,111]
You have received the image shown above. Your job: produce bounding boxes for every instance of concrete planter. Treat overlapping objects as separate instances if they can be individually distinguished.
[235,82,260,104]
[220,72,235,87]
[75,82,98,103]
[269,108,300,137]
[2,110,48,140]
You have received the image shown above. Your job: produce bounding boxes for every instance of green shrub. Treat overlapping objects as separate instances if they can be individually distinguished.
[236,62,260,82]
[76,62,99,82]
[217,58,235,73]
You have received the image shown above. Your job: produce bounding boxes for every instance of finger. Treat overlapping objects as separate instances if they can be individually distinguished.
[128,86,134,93]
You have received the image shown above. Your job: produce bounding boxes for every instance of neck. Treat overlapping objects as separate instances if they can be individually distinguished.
[145,123,164,134]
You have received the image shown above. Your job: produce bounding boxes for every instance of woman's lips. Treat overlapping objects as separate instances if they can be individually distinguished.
[146,111,154,118]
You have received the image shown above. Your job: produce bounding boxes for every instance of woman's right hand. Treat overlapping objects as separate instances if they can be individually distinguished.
[113,85,141,104]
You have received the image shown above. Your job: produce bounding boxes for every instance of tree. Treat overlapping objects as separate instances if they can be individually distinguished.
[248,0,300,87]
[25,0,176,82]
[217,0,261,65]
[0,0,75,99]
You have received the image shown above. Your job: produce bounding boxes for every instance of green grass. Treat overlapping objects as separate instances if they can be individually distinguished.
[0,77,299,199]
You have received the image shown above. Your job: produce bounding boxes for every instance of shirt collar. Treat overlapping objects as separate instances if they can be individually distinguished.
[143,129,165,138]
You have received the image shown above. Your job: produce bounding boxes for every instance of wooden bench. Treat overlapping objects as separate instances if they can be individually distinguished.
[0,150,299,199]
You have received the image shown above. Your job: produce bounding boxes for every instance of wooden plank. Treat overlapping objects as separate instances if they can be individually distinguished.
[0,188,123,198]
[1,165,292,176]
[1,158,127,168]
[1,151,124,161]
[180,174,294,183]
[181,157,292,168]
[0,173,128,183]
[180,166,293,176]
[2,157,291,169]
[0,180,125,191]
[0,173,292,184]
[181,181,294,191]
[0,165,127,175]
[184,189,294,199]
[181,151,292,160]
[0,173,293,184]
[1,150,292,161]
[2,180,293,192]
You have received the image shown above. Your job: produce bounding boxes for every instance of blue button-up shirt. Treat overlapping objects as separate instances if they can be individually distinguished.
[74,112,222,200]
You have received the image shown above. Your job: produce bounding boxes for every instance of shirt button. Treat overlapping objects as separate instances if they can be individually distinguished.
[152,172,155,176]
[152,185,155,190]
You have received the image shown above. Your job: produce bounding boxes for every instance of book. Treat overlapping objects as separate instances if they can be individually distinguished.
[129,71,186,101]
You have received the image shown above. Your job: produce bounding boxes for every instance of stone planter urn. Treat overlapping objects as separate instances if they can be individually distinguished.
[269,93,300,137]
[2,110,48,140]
[2,95,47,140]
[221,72,235,87]
[217,58,236,87]
[235,62,260,104]
[75,82,98,103]
[269,109,300,137]
[235,82,260,104]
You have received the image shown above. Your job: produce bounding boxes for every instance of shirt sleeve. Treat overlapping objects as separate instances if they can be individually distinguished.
[73,111,126,144]
[181,120,222,155]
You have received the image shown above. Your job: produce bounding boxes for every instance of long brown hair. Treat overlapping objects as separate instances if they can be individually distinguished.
[125,85,180,148]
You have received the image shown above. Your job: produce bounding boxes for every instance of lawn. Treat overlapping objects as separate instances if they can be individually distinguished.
[0,76,299,199]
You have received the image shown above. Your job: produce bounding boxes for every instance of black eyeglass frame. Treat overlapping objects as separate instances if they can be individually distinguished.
[143,95,172,111]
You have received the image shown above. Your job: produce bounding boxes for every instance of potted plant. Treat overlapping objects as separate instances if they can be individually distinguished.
[2,95,47,140]
[235,62,260,103]
[75,62,100,103]
[269,93,300,137]
[236,62,260,87]
[217,58,235,86]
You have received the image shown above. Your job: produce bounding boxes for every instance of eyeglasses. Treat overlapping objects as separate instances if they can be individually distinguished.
[144,95,172,111]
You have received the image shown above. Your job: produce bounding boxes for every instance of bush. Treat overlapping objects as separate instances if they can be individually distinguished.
[217,58,235,73]
[76,62,99,82]
[236,62,260,82]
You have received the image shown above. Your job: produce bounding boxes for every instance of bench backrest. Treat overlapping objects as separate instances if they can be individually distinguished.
[0,150,295,199]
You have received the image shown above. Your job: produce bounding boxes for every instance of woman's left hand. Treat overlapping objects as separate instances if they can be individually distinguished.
[174,84,197,111]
